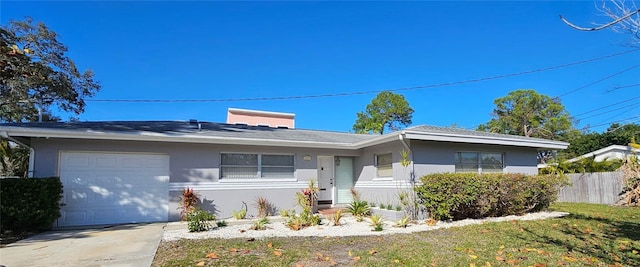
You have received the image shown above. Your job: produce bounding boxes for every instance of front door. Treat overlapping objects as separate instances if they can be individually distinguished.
[335,156,354,204]
[317,156,334,203]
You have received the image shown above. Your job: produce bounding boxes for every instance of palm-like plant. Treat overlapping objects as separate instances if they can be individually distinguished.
[347,200,370,221]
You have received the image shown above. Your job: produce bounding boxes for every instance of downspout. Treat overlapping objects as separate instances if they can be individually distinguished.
[0,131,35,178]
[398,132,414,185]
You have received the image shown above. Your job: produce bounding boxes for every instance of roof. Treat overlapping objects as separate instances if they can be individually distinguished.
[0,121,568,150]
[566,144,640,162]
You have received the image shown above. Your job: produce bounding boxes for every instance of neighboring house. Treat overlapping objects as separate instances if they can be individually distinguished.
[0,113,567,227]
[566,145,640,163]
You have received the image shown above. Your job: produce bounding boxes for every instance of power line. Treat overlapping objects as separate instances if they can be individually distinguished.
[555,64,639,98]
[606,83,640,93]
[586,115,640,129]
[89,48,640,103]
[573,95,640,117]
[577,101,640,120]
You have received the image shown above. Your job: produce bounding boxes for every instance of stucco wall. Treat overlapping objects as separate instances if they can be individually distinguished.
[30,138,360,219]
[411,140,539,176]
[354,139,540,205]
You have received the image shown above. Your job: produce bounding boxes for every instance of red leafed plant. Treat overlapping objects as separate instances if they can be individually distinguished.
[178,187,200,221]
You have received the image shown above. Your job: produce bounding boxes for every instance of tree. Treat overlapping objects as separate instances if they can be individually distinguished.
[562,123,640,159]
[477,89,576,163]
[1,17,100,123]
[560,0,640,46]
[0,139,29,177]
[353,91,414,134]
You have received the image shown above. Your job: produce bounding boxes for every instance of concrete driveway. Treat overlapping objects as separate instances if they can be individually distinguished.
[0,223,165,267]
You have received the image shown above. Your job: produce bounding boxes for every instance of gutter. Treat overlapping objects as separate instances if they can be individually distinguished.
[0,131,34,178]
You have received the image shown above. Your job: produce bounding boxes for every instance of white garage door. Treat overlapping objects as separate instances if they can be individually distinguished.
[58,152,170,227]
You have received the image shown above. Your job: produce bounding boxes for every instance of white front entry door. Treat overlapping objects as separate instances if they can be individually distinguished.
[58,152,170,227]
[317,156,334,203]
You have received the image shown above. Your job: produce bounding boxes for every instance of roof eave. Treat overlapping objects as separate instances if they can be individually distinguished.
[1,127,355,149]
[402,131,569,150]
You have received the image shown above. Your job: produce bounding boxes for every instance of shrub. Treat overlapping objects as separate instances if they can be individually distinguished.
[186,208,216,232]
[232,201,248,219]
[369,214,384,231]
[254,196,272,218]
[347,199,370,221]
[328,209,343,226]
[216,220,227,227]
[395,216,409,228]
[415,173,568,221]
[0,177,63,231]
[178,187,200,221]
[250,217,269,230]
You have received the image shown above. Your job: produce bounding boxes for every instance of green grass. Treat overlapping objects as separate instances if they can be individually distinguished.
[152,203,639,266]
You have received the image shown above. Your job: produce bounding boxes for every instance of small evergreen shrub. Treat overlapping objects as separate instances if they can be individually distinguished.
[186,208,216,232]
[415,173,568,221]
[0,177,64,231]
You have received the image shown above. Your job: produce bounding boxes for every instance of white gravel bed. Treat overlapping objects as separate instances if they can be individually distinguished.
[162,211,568,241]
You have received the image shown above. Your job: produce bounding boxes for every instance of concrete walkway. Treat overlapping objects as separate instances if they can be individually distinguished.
[0,223,165,267]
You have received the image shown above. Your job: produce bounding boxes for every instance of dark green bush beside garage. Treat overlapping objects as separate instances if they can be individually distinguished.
[0,177,64,231]
[416,173,569,221]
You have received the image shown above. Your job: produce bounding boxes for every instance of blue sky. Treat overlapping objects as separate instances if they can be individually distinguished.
[2,1,639,133]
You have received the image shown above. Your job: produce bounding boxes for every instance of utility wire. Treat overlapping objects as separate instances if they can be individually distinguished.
[606,83,640,93]
[89,49,640,103]
[587,115,640,129]
[555,64,639,98]
[577,101,640,120]
[572,95,640,117]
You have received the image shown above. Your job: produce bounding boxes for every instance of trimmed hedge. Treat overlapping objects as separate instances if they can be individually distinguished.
[0,177,64,231]
[416,173,568,221]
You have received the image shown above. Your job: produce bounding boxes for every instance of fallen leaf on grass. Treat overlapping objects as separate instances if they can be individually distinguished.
[330,261,338,266]
[353,256,361,261]
[369,249,378,255]
[496,250,504,255]
[348,250,352,256]
[196,261,205,266]
[229,247,239,253]
[533,263,546,267]
[632,250,638,254]
[470,263,476,267]
[267,242,273,248]
[468,255,478,259]
[295,264,304,267]
[483,262,492,267]
[205,252,219,259]
[316,252,323,260]
[495,256,505,261]
[273,250,283,257]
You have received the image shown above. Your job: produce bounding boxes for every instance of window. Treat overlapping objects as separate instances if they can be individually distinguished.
[454,152,504,173]
[221,153,294,179]
[375,153,393,177]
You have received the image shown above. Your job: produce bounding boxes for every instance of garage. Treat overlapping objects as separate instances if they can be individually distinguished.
[57,151,170,227]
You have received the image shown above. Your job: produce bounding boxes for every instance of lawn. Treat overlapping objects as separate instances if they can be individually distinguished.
[152,203,639,266]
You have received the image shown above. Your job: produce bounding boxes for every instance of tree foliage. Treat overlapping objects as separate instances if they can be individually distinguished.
[562,123,640,159]
[1,17,100,123]
[353,91,414,134]
[0,139,29,177]
[478,89,576,139]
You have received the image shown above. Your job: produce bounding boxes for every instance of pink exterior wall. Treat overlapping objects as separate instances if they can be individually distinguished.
[226,108,295,128]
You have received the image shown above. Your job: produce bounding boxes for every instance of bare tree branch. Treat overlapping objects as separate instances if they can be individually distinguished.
[560,9,640,31]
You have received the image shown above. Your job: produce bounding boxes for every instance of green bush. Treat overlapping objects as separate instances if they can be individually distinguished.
[186,208,216,232]
[0,177,64,231]
[415,173,568,221]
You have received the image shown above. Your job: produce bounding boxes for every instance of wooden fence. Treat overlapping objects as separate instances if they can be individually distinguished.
[557,172,624,205]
